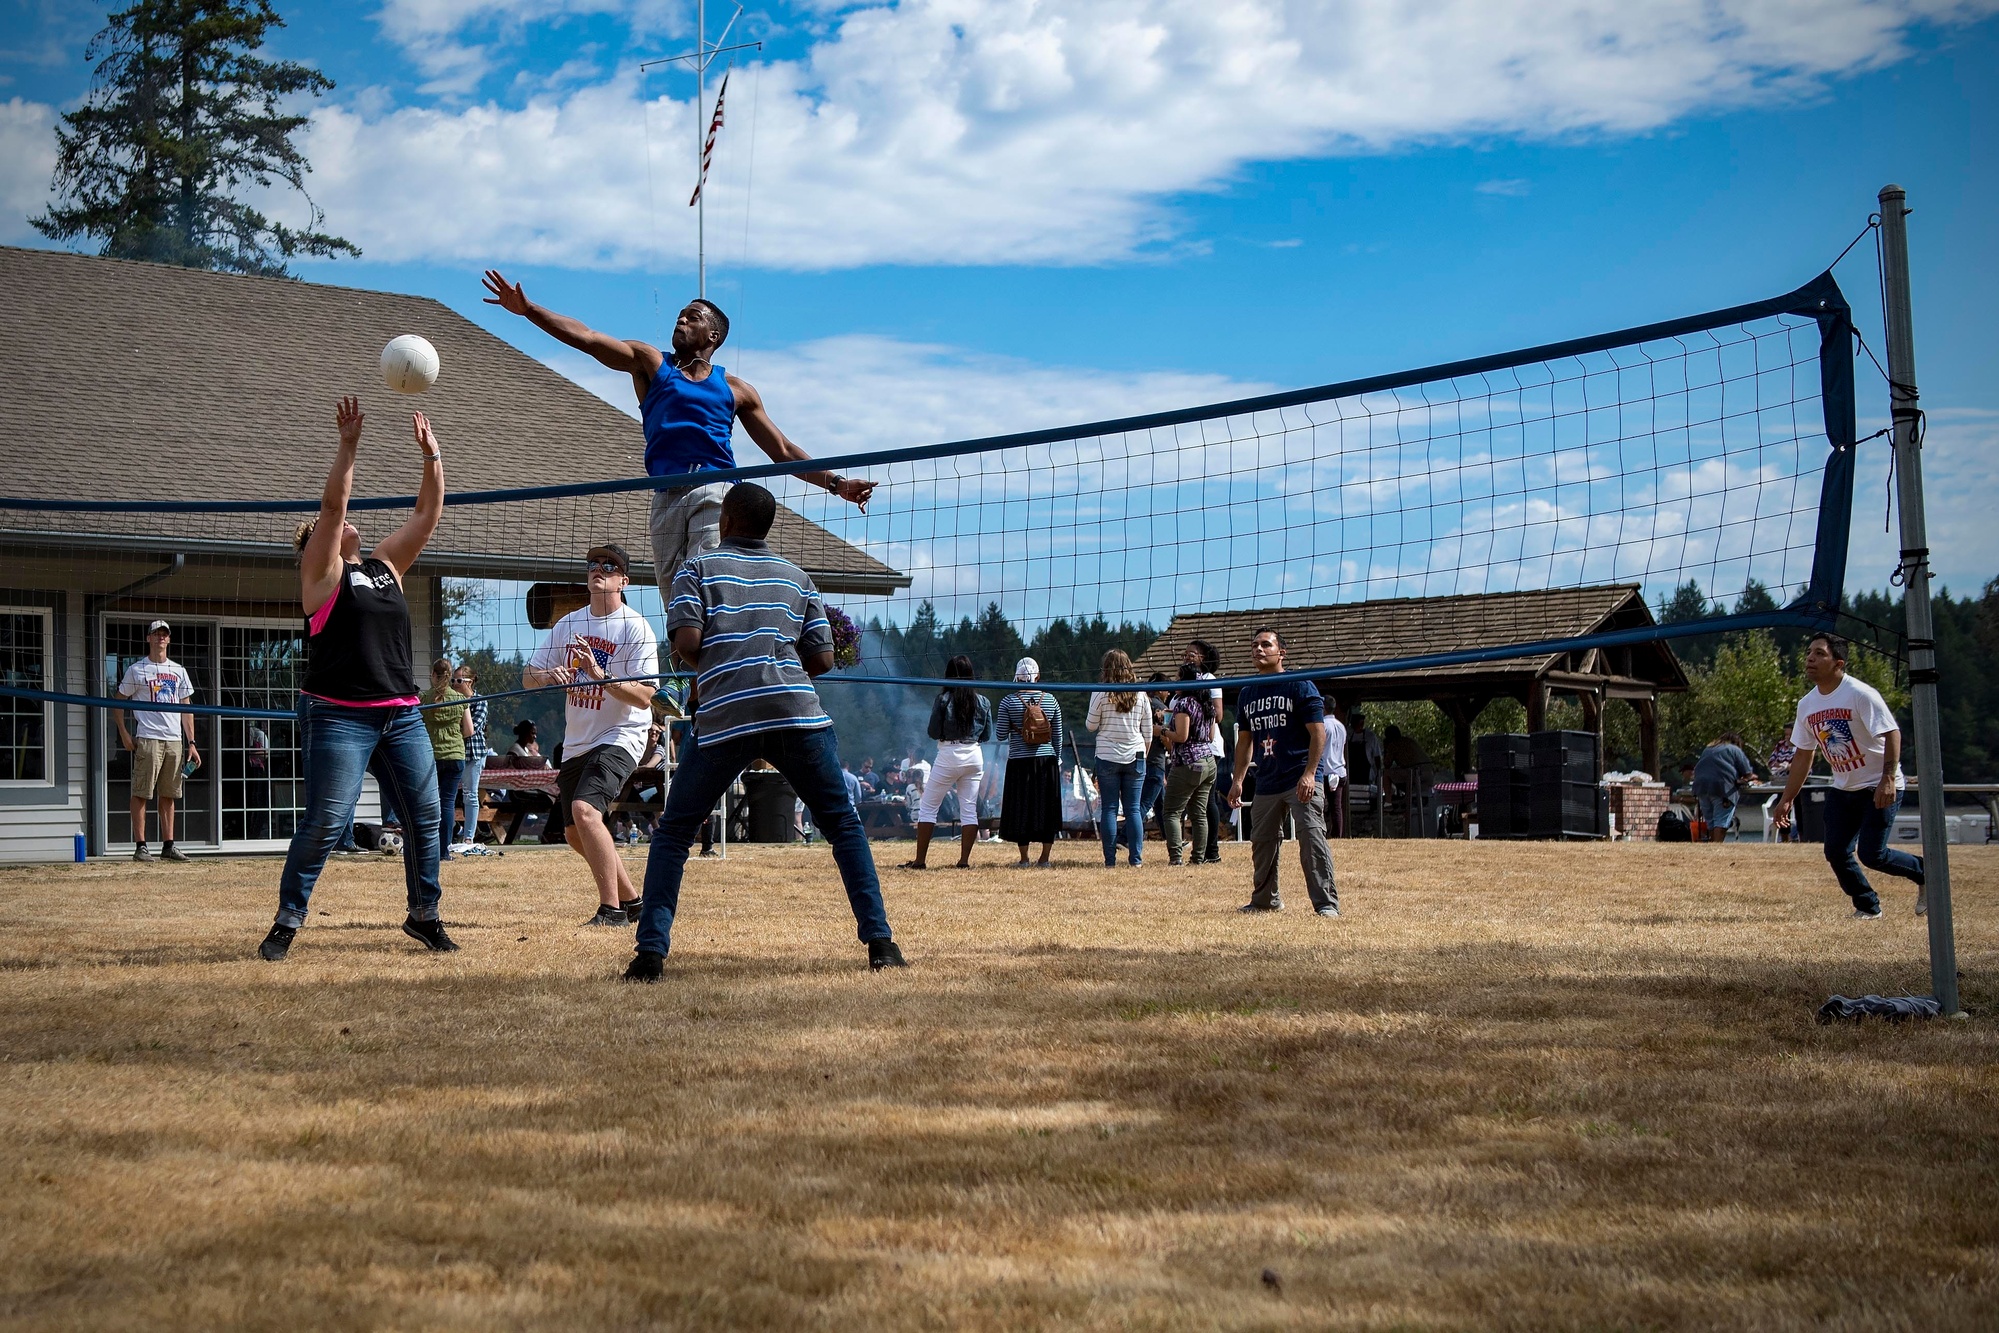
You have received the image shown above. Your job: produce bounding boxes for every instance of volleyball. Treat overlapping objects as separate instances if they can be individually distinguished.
[380,334,440,393]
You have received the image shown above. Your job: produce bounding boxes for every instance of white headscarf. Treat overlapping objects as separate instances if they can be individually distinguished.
[1013,657,1040,683]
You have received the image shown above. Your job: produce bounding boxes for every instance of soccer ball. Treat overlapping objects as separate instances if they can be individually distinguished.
[380,334,440,394]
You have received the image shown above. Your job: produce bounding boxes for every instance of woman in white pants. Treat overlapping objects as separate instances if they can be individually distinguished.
[903,655,994,869]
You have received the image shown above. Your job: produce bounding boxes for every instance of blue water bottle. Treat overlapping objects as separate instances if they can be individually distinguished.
[74,832,87,863]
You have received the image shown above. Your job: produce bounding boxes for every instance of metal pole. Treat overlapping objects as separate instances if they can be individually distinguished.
[696,0,706,299]
[1878,183,1960,1016]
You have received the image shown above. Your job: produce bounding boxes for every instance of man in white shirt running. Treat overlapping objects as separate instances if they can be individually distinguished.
[1771,631,1924,919]
[116,620,200,862]
[524,543,660,926]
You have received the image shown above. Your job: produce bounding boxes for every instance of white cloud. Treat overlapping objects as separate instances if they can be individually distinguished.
[0,97,55,243]
[283,0,1999,270]
[1476,177,1531,196]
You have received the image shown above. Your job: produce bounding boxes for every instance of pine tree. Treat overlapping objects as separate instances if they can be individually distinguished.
[33,0,357,276]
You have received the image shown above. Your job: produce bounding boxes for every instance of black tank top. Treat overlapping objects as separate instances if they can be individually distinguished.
[300,558,419,703]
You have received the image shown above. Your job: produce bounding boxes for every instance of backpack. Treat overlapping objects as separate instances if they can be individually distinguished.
[1656,809,1692,843]
[1019,694,1053,747]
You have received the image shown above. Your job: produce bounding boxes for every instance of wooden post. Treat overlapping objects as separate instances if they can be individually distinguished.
[1635,696,1660,776]
[1525,680,1547,734]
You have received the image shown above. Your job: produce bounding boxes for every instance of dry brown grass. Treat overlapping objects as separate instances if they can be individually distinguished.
[1,838,1995,1330]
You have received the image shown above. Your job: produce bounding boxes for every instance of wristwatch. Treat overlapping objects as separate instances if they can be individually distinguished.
[823,473,845,494]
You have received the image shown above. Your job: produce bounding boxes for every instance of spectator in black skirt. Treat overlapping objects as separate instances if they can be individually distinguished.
[995,656,1064,868]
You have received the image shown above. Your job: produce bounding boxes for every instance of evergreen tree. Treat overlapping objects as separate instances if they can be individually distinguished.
[34,0,357,276]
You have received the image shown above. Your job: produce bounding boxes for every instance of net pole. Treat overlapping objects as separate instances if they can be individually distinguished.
[1878,183,1960,1016]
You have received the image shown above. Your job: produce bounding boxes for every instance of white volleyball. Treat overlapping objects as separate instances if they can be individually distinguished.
[381,334,440,394]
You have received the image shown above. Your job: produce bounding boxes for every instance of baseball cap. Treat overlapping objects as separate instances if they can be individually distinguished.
[147,620,171,634]
[586,543,630,575]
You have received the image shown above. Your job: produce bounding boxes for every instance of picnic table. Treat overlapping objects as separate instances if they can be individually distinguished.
[479,765,558,844]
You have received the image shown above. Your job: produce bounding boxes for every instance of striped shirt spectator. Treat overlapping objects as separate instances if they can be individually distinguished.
[667,535,834,745]
[995,687,1064,760]
[465,697,490,765]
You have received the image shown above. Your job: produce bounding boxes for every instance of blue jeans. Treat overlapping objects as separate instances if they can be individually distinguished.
[435,758,465,859]
[277,697,442,929]
[1095,755,1145,865]
[1141,756,1165,828]
[637,724,890,957]
[1821,787,1923,912]
[458,755,485,841]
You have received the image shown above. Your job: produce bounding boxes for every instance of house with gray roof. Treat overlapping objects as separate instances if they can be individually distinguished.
[0,245,906,862]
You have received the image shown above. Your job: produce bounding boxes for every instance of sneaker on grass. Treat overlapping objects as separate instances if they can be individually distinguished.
[160,844,190,863]
[868,939,908,970]
[624,951,665,983]
[402,916,460,951]
[1315,905,1341,918]
[1237,902,1281,914]
[132,844,153,863]
[258,923,295,961]
[583,905,629,928]
[1851,906,1884,921]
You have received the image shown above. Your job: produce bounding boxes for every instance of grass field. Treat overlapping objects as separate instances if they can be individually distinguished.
[1,838,1995,1330]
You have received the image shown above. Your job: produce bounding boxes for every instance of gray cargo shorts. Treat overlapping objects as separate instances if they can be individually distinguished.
[649,482,730,584]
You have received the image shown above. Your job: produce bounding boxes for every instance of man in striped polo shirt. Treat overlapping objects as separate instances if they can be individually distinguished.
[625,483,904,980]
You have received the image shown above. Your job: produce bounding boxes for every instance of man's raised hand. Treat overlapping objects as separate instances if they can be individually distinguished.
[838,476,878,512]
[481,270,529,316]
[336,396,364,448]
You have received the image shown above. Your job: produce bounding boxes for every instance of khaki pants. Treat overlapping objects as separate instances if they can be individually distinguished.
[649,482,730,583]
[131,738,185,800]
[1249,785,1336,911]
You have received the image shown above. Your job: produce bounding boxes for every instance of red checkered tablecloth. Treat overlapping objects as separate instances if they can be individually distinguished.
[480,767,559,793]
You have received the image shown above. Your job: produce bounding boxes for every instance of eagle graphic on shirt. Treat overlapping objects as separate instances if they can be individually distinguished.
[1805,707,1867,774]
[570,636,616,710]
[141,672,185,703]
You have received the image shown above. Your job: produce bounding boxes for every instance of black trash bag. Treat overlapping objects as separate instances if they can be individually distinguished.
[1815,994,1943,1024]
[1656,809,1692,842]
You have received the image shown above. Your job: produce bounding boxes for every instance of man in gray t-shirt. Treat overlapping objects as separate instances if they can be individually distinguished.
[1691,732,1757,842]
[626,483,903,982]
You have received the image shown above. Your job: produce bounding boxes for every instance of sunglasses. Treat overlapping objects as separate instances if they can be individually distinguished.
[586,560,624,574]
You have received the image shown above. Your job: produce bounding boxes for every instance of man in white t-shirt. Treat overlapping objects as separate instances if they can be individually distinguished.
[524,543,660,926]
[1771,631,1924,920]
[115,620,200,862]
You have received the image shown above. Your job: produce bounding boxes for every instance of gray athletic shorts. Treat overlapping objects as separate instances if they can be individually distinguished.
[649,482,730,585]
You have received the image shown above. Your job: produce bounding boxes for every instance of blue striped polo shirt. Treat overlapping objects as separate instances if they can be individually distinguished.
[667,536,834,744]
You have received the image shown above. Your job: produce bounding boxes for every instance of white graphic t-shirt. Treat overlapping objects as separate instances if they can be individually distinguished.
[1789,674,1904,793]
[530,602,659,762]
[118,657,194,741]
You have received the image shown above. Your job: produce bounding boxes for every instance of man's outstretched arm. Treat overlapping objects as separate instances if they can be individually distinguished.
[483,270,662,392]
[730,375,877,510]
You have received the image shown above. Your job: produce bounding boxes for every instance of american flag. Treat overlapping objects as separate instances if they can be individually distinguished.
[688,71,729,207]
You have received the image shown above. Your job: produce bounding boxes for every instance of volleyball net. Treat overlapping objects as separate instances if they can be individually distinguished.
[1,270,1859,761]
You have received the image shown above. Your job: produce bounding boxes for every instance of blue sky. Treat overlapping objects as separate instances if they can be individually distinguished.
[4,0,1996,612]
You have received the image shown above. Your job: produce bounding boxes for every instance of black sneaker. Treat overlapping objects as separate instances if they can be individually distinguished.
[583,906,629,928]
[868,939,908,970]
[402,916,460,951]
[1237,902,1281,914]
[618,899,644,921]
[258,923,296,961]
[623,951,665,983]
[160,844,190,863]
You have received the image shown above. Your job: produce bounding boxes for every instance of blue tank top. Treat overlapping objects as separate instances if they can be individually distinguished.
[641,360,736,478]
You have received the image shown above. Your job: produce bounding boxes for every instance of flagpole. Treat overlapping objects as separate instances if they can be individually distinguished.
[638,7,757,301]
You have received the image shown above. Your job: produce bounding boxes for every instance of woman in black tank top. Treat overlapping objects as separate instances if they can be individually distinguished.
[261,397,454,963]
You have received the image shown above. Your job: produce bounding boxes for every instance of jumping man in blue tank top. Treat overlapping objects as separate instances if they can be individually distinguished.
[479,271,878,597]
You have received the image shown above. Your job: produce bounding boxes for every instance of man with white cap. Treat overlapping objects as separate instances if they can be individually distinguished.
[994,657,1065,867]
[116,619,200,861]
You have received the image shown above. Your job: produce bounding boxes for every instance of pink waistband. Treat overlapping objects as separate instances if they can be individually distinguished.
[302,691,421,709]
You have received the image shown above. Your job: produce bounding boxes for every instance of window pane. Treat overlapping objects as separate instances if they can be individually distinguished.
[0,611,48,782]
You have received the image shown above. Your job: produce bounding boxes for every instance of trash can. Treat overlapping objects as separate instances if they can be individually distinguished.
[1796,786,1829,844]
[741,770,798,843]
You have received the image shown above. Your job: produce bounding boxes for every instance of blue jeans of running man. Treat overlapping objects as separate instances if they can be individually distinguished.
[1820,786,1924,913]
[277,697,442,929]
[1095,756,1145,866]
[637,724,890,957]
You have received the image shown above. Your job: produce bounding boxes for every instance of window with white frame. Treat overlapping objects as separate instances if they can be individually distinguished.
[0,607,53,784]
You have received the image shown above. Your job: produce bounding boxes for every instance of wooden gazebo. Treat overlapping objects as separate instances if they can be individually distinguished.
[1134,584,1688,776]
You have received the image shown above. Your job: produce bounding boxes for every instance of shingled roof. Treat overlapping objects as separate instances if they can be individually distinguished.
[1134,584,1688,693]
[0,245,907,593]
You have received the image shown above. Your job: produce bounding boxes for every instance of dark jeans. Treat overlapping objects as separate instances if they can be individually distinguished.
[435,758,465,859]
[278,697,442,929]
[638,724,890,956]
[1821,787,1924,912]
[1206,763,1229,858]
[1141,756,1166,830]
[1094,755,1145,866]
